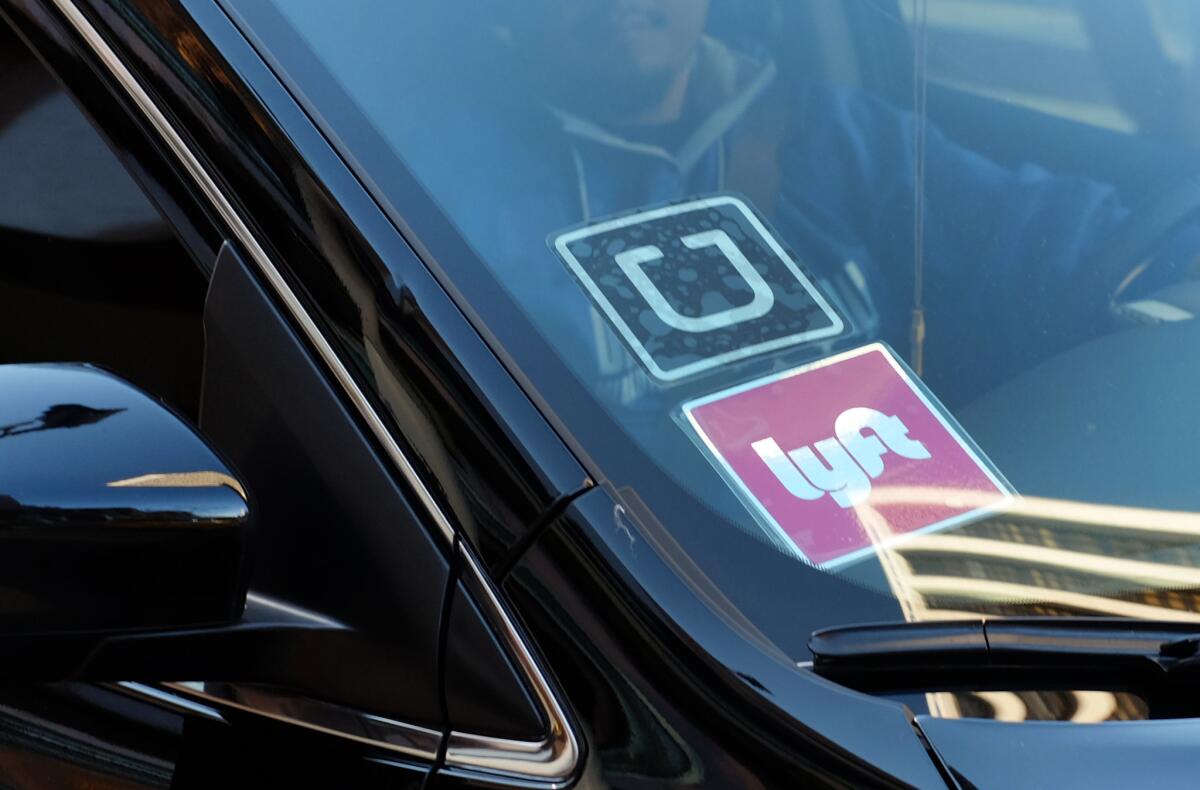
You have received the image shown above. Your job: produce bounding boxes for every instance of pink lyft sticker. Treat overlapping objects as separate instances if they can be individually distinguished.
[683,344,1012,568]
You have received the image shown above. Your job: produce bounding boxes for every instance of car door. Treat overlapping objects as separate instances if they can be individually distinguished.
[0,0,583,787]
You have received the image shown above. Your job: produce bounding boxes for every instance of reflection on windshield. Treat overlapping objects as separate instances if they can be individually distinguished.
[929,689,1149,723]
[855,488,1200,721]
[863,490,1200,622]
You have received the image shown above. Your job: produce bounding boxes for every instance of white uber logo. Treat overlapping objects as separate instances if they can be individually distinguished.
[614,229,775,332]
[751,407,930,509]
[553,195,845,381]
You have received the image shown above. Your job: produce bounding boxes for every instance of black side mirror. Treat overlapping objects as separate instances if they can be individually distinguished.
[0,364,250,632]
[0,364,341,682]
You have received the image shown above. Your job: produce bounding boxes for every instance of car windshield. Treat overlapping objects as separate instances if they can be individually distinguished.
[229,0,1200,714]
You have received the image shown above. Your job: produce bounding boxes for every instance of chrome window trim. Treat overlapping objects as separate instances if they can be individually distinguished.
[164,682,444,761]
[117,681,444,762]
[114,682,226,722]
[445,546,577,783]
[48,0,579,784]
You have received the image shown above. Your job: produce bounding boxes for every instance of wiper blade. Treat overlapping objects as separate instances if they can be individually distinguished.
[809,618,1200,694]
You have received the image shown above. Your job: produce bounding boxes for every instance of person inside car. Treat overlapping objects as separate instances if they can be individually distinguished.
[397,0,1199,409]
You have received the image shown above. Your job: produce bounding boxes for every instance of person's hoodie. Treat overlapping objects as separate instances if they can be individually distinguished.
[400,35,1186,408]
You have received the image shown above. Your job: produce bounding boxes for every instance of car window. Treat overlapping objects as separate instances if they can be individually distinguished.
[0,23,207,417]
[907,0,1200,136]
[226,0,1200,715]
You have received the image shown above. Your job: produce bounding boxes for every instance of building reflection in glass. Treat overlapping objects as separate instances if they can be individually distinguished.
[850,486,1200,722]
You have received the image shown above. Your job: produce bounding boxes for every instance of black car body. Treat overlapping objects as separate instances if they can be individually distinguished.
[4,1,1200,788]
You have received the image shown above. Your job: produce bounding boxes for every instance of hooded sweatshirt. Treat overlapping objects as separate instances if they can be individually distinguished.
[400,35,1182,411]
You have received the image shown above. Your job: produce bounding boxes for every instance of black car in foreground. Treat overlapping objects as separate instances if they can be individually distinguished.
[5,0,1200,787]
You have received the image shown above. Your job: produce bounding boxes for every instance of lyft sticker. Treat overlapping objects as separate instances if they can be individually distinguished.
[683,344,1012,568]
[553,195,846,381]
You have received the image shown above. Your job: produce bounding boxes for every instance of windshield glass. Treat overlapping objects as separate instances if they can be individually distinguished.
[229,0,1200,716]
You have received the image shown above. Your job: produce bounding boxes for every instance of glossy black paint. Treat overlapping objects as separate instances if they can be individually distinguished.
[917,716,1200,790]
[0,1,222,275]
[168,712,428,790]
[0,363,249,632]
[0,595,341,682]
[61,684,426,790]
[444,574,546,742]
[2,0,583,776]
[0,684,178,788]
[810,618,1200,703]
[0,683,424,789]
[84,0,589,572]
[200,242,449,729]
[494,487,946,788]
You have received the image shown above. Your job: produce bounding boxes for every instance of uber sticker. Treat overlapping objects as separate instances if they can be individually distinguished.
[683,344,1012,568]
[553,195,846,381]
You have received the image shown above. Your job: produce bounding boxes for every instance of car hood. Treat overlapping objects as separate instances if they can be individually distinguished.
[919,715,1200,790]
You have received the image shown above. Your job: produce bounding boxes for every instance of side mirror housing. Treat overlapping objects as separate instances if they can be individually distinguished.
[0,364,250,632]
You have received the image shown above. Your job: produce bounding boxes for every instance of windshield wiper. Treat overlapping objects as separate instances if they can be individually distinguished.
[808,618,1200,696]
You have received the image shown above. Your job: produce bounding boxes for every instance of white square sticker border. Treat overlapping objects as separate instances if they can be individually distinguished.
[681,343,1016,569]
[553,195,847,382]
